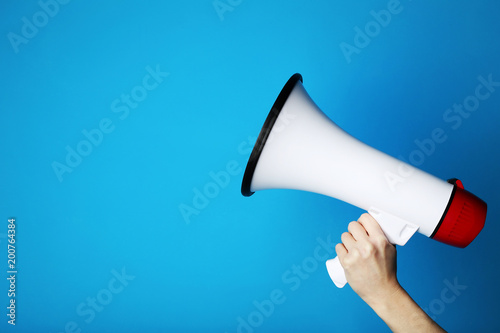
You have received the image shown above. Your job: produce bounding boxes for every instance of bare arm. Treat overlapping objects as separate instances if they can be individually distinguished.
[335,213,446,333]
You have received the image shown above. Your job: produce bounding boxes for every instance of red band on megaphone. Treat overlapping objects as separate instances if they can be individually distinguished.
[431,179,487,248]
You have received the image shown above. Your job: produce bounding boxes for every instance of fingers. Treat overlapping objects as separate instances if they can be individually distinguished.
[337,213,388,255]
[348,220,368,241]
[335,243,347,257]
[340,231,355,249]
[337,220,367,255]
[358,213,386,239]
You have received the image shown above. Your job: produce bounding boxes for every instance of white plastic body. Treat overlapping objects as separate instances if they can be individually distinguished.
[250,80,454,287]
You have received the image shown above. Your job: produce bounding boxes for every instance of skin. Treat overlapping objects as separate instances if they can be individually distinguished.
[335,213,447,333]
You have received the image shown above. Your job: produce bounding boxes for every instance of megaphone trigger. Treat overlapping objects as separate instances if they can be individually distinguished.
[367,208,420,246]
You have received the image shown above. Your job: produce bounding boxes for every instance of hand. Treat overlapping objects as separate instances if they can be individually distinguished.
[335,213,402,307]
[336,213,447,332]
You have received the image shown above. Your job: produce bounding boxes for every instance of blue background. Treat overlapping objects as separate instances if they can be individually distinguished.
[1,0,500,332]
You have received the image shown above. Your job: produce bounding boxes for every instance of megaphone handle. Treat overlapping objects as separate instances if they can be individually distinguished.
[326,209,419,288]
[325,257,347,288]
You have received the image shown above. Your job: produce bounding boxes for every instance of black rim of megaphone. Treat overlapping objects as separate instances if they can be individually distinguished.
[241,73,303,197]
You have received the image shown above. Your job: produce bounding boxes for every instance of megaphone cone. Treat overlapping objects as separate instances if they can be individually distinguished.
[241,74,487,288]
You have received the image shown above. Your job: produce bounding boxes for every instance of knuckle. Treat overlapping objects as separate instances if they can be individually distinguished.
[361,243,375,257]
[342,258,353,269]
[343,248,362,268]
[375,236,390,248]
[349,248,360,259]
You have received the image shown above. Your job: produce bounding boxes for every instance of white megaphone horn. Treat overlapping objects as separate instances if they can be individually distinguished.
[241,74,487,288]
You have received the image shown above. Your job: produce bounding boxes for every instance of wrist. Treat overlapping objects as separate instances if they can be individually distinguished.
[362,280,404,312]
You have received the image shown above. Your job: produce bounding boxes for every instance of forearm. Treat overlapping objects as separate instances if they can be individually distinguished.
[366,286,446,333]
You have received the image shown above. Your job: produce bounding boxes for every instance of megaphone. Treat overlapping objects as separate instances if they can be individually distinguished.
[241,74,487,288]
